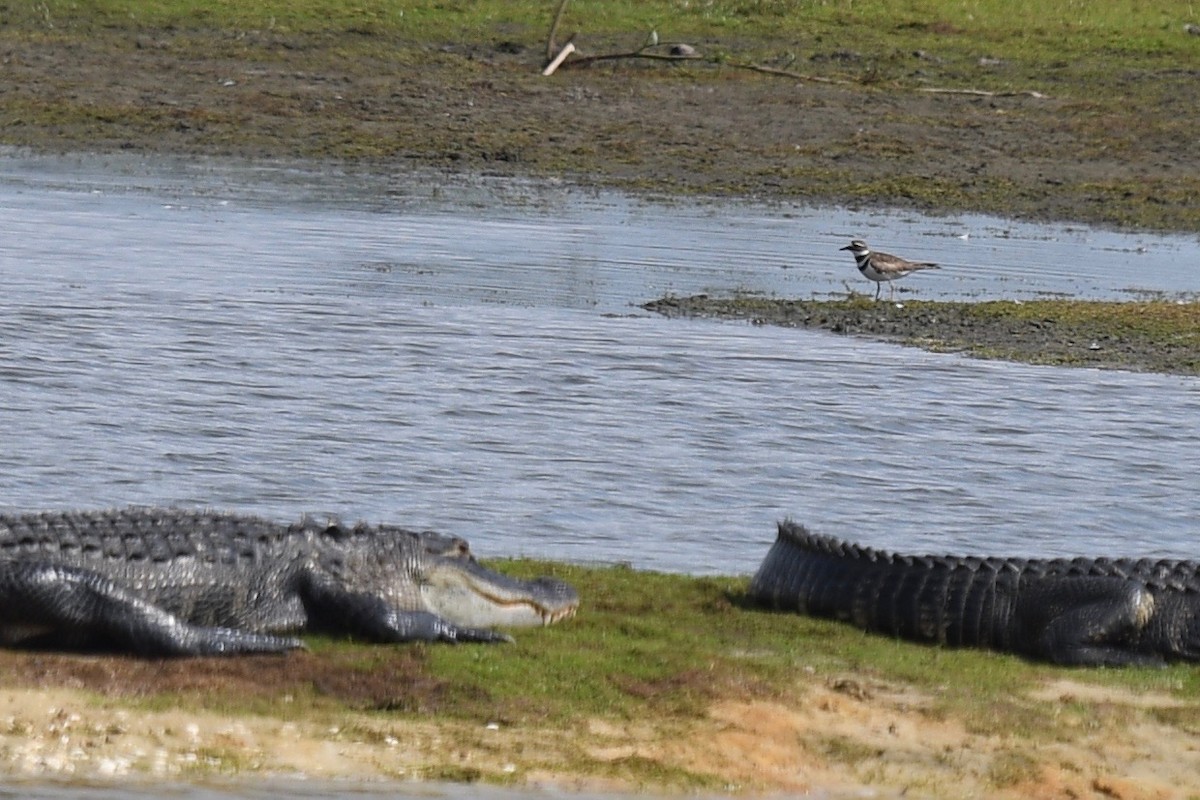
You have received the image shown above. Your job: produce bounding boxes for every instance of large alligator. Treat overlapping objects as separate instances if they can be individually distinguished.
[749,521,1200,667]
[0,508,578,656]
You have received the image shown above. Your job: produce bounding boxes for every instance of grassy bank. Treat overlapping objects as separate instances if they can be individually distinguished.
[645,295,1200,375]
[0,0,1197,230]
[1,559,1196,794]
[6,0,1190,56]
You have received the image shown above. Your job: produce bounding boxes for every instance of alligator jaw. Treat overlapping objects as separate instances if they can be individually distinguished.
[475,593,579,626]
[420,559,580,629]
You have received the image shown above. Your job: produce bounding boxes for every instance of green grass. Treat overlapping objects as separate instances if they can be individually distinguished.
[426,564,758,723]
[111,557,1199,739]
[8,0,1194,61]
[9,557,1194,791]
[415,559,1200,737]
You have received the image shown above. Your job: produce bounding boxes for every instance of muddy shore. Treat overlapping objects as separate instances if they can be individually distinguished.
[644,295,1200,375]
[1,28,1198,233]
[4,23,1197,374]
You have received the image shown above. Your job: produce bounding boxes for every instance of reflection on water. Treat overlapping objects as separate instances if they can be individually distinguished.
[0,154,1198,578]
[2,151,1197,308]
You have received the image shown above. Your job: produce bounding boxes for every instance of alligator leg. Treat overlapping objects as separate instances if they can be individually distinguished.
[374,608,515,644]
[1016,576,1163,667]
[300,578,513,643]
[0,563,303,656]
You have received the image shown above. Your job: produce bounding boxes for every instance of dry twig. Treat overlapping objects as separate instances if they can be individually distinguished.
[919,87,1048,98]
[545,0,571,61]
[726,61,850,84]
[539,0,1046,99]
[557,47,702,69]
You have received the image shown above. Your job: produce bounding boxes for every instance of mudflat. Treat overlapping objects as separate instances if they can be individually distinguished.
[0,19,1197,232]
[644,295,1200,375]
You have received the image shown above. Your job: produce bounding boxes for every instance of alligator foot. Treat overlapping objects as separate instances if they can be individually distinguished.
[299,578,518,644]
[372,609,516,644]
[1021,576,1164,667]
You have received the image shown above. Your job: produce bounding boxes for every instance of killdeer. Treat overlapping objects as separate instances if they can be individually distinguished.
[840,239,939,301]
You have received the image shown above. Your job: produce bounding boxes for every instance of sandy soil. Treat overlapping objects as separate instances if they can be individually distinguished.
[0,670,1196,798]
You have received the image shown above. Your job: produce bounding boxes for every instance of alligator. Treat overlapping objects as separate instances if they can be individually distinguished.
[0,508,579,656]
[748,521,1200,667]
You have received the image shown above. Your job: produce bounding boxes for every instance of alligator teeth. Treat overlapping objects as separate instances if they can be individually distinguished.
[543,606,578,625]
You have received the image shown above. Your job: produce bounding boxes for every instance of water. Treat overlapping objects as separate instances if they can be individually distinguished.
[0,152,1198,578]
[0,153,1198,800]
[2,151,1196,308]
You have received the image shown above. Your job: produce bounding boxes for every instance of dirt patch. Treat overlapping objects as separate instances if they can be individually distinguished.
[689,687,1200,799]
[0,648,478,715]
[0,657,1197,798]
[1030,679,1189,710]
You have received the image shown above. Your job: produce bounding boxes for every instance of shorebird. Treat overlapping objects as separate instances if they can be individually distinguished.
[840,239,939,301]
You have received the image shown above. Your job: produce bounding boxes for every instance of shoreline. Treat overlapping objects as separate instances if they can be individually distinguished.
[0,20,1197,234]
[644,295,1200,376]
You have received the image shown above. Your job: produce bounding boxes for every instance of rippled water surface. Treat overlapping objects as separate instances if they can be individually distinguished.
[1,153,1198,575]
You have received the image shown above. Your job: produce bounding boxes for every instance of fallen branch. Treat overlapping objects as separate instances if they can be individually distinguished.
[545,0,571,61]
[726,61,851,84]
[538,0,1046,99]
[542,40,576,76]
[557,47,703,69]
[919,87,1048,98]
[729,63,1046,97]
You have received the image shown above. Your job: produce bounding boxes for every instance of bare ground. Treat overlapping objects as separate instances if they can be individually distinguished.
[0,651,1197,798]
[0,30,1198,231]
